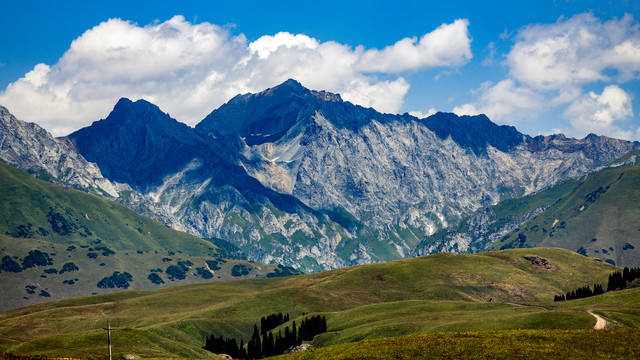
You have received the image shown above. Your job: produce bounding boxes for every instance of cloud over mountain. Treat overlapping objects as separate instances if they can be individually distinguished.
[0,16,471,136]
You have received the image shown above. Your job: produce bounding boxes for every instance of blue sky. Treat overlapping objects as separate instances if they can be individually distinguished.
[1,0,639,140]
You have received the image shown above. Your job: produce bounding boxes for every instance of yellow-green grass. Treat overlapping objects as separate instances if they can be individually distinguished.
[0,235,280,312]
[0,248,627,358]
[269,328,640,360]
[547,287,640,327]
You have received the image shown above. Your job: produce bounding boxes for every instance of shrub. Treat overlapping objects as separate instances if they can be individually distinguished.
[1,256,22,273]
[148,273,165,284]
[196,267,213,279]
[59,262,78,273]
[22,250,53,269]
[166,265,186,280]
[231,264,251,277]
[206,260,221,271]
[97,271,133,289]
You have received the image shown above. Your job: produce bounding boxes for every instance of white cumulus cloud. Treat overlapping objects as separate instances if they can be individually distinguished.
[507,13,640,91]
[453,80,545,123]
[564,85,636,139]
[357,19,472,73]
[0,16,472,136]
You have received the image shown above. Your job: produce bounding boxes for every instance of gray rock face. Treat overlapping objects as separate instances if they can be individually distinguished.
[235,109,636,263]
[0,105,118,196]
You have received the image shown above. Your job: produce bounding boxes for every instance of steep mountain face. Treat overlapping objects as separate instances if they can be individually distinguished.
[64,98,222,189]
[197,79,344,145]
[0,105,119,196]
[2,80,638,272]
[421,112,525,155]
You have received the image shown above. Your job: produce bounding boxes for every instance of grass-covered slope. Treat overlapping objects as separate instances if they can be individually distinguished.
[271,328,639,360]
[491,151,640,267]
[0,248,624,359]
[275,286,640,359]
[0,161,295,312]
[0,161,209,252]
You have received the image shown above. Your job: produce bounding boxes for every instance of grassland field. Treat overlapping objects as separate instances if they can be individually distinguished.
[0,248,638,359]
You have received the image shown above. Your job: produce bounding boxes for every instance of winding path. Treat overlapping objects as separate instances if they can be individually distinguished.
[587,311,608,330]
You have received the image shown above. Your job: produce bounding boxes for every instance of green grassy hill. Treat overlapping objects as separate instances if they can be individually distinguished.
[0,247,628,359]
[0,161,296,312]
[275,286,640,359]
[491,151,640,267]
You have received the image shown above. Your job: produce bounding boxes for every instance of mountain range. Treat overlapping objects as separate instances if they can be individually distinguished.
[2,79,639,272]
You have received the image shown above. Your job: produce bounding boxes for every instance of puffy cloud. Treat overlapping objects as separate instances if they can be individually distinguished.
[357,19,472,73]
[409,108,436,119]
[564,85,636,139]
[248,32,319,59]
[0,16,472,136]
[507,13,640,91]
[453,80,545,123]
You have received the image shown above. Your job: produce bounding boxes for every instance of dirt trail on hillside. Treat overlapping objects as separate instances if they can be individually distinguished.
[587,311,608,330]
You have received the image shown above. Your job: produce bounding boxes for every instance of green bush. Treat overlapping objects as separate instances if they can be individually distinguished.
[196,267,213,279]
[97,271,133,289]
[1,256,22,273]
[148,273,165,284]
[59,262,79,273]
[166,265,187,280]
[231,264,251,277]
[22,250,53,269]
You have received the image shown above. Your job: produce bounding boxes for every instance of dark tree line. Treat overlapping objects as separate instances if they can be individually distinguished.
[261,313,290,335]
[607,267,640,291]
[554,267,640,302]
[554,284,604,301]
[203,313,327,359]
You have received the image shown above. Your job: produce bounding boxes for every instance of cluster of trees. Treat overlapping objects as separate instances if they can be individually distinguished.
[607,267,640,291]
[261,313,290,334]
[1,250,57,273]
[554,267,640,302]
[232,264,252,277]
[165,260,193,280]
[554,284,604,301]
[266,264,301,278]
[97,271,133,289]
[203,313,327,359]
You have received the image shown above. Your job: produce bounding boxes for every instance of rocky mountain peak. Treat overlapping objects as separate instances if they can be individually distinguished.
[196,79,346,145]
[65,99,210,189]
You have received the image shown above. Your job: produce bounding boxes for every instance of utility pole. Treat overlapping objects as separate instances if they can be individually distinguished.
[104,319,112,360]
